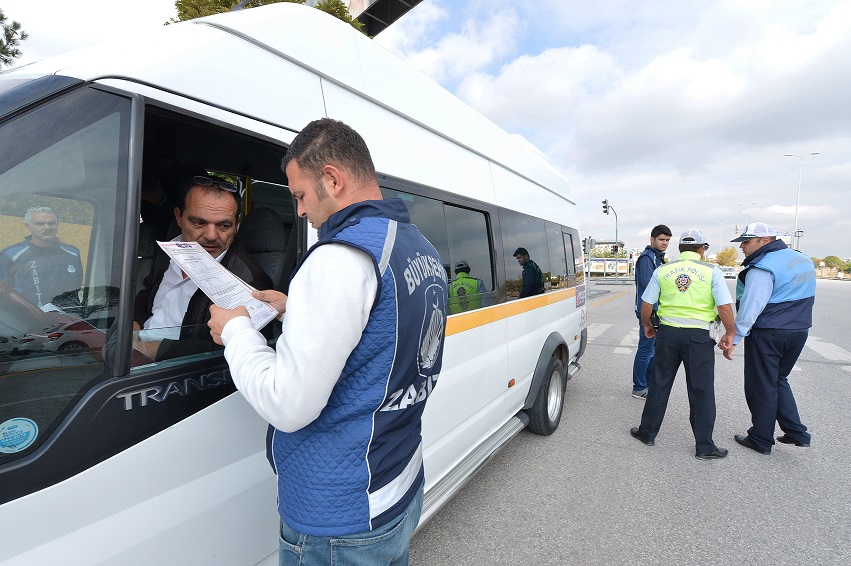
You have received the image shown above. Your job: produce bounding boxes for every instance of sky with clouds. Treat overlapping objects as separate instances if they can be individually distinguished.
[4,0,850,260]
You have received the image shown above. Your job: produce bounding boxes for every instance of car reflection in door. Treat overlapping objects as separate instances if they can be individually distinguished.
[18,318,104,355]
[1,280,152,368]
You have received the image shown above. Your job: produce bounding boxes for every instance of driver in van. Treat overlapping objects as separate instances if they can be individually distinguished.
[0,206,83,309]
[132,173,271,361]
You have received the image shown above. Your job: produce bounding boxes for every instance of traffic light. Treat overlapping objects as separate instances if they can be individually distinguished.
[602,199,609,214]
[611,245,617,254]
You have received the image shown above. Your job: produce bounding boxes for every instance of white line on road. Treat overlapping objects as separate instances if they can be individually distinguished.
[586,323,612,341]
[805,336,851,362]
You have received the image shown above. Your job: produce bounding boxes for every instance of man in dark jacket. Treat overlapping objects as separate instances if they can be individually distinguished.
[513,247,544,298]
[1,207,83,309]
[133,175,271,361]
[631,224,671,399]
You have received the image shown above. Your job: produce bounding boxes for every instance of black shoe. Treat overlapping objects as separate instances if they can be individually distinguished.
[734,434,770,455]
[776,434,810,447]
[630,427,654,446]
[695,447,728,460]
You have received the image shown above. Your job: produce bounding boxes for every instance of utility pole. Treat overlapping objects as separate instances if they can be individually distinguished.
[602,199,619,282]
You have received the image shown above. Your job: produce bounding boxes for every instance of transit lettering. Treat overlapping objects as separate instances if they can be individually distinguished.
[116,370,230,410]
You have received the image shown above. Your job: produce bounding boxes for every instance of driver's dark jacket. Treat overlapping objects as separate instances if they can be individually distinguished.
[133,237,272,360]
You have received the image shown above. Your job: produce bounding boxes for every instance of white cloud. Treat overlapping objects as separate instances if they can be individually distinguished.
[456,45,620,135]
[397,9,521,85]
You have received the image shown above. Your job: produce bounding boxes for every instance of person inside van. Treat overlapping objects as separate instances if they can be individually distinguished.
[131,174,271,361]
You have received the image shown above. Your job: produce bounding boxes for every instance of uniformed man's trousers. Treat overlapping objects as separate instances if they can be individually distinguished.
[743,328,810,451]
[638,325,718,454]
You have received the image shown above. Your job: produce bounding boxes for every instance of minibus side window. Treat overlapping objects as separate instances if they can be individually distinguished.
[444,204,494,314]
[499,210,551,299]
[0,86,130,463]
[546,221,567,289]
[379,188,450,265]
[564,228,584,287]
[379,189,497,314]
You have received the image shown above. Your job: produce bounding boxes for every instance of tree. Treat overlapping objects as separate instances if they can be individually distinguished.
[0,9,28,69]
[314,0,364,32]
[715,246,739,266]
[823,255,844,269]
[170,0,363,32]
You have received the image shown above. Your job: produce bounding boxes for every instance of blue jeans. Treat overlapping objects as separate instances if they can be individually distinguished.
[632,318,655,391]
[279,482,424,566]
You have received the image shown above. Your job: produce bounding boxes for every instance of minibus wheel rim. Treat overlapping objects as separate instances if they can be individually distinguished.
[547,369,564,422]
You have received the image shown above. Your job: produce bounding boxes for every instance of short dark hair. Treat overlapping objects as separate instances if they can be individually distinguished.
[513,247,529,257]
[282,118,376,184]
[678,244,704,253]
[651,225,672,238]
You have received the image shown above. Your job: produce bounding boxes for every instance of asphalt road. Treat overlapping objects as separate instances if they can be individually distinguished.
[410,278,851,566]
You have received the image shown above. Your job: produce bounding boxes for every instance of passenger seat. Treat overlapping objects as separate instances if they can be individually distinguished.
[239,207,287,289]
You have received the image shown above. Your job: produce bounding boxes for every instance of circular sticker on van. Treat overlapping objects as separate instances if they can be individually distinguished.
[0,418,39,454]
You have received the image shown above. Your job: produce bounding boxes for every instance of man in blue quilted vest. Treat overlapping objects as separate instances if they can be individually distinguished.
[723,222,815,455]
[208,118,448,565]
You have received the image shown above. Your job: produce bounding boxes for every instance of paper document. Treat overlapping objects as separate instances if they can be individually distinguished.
[157,241,278,330]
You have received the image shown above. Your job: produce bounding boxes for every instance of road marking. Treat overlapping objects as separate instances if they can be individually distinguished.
[586,323,612,341]
[588,290,633,308]
[613,347,632,355]
[805,337,851,362]
[621,334,636,346]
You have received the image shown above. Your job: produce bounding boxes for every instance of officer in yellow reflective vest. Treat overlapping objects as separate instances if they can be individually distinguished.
[630,229,736,460]
[448,260,486,314]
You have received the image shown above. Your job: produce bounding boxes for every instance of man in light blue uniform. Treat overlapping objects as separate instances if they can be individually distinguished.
[209,119,447,565]
[722,223,815,455]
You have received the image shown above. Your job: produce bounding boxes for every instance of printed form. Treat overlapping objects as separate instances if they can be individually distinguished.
[157,241,278,330]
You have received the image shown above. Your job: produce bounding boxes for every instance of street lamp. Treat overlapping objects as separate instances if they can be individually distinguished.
[714,220,730,249]
[784,152,820,251]
[737,202,758,226]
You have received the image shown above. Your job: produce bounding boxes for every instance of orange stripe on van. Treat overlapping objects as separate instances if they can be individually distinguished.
[445,287,578,337]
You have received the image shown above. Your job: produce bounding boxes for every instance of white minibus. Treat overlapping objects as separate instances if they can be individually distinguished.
[0,4,587,564]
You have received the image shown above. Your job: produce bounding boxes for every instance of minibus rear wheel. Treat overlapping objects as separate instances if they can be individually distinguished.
[527,357,566,436]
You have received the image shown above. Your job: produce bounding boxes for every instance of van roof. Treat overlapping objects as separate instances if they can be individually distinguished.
[9,3,571,203]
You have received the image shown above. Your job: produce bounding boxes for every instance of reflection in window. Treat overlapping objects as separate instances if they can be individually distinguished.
[381,189,496,314]
[546,221,567,290]
[564,230,584,287]
[445,205,493,314]
[500,210,550,300]
[0,86,129,464]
